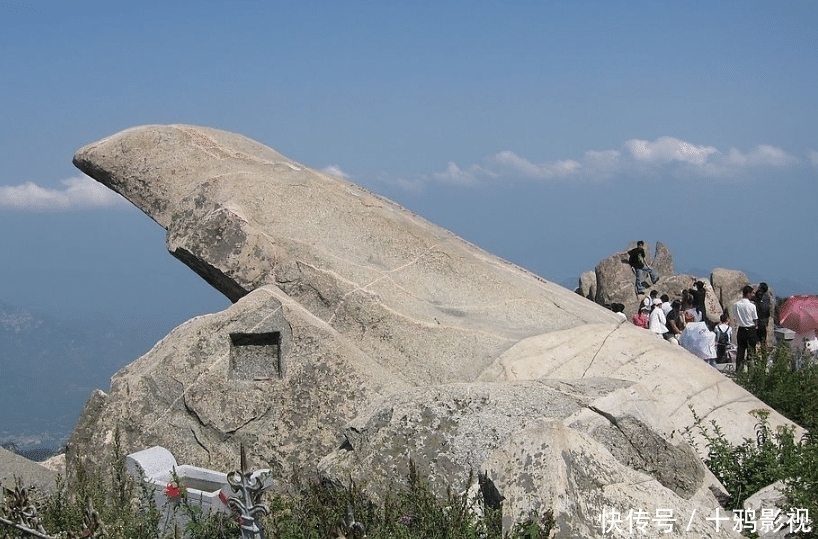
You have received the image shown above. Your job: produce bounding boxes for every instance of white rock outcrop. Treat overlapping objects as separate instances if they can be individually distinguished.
[70,125,793,535]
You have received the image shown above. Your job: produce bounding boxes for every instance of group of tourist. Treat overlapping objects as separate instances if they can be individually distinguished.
[623,283,772,371]
[620,241,773,371]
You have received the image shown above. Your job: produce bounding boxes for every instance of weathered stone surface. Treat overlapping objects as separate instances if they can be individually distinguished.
[743,482,789,538]
[0,446,56,493]
[653,241,675,277]
[593,249,636,307]
[319,380,737,538]
[69,285,409,475]
[710,268,750,309]
[577,270,596,300]
[71,125,800,533]
[74,125,616,388]
[477,322,796,445]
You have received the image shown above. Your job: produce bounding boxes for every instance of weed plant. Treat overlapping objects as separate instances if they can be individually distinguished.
[736,343,818,432]
[684,343,818,537]
[2,453,554,539]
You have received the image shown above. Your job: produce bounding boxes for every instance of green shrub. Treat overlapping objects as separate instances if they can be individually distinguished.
[736,343,818,432]
[3,455,555,539]
[683,342,817,537]
[264,461,554,539]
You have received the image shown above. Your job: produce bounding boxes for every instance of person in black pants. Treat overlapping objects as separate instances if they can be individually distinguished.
[733,285,759,372]
[753,282,772,349]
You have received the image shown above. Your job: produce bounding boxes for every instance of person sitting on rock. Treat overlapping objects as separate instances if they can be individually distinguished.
[642,290,659,313]
[660,294,672,316]
[632,305,649,328]
[691,280,708,323]
[665,300,685,343]
[679,317,717,365]
[683,291,703,323]
[611,302,627,321]
[627,240,658,294]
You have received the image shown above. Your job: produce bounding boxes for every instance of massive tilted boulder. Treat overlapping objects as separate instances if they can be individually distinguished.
[74,125,612,387]
[71,125,792,533]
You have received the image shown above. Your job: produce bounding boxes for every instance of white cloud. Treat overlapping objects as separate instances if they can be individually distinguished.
[0,175,127,210]
[582,149,622,178]
[492,151,581,179]
[724,145,798,167]
[433,162,478,186]
[321,165,350,179]
[391,136,805,192]
[810,150,818,168]
[625,136,718,166]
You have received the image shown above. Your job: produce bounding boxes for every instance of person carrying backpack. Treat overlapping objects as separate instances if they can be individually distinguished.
[714,313,733,364]
[627,241,658,295]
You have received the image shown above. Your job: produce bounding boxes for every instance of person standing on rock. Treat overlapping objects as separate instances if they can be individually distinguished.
[714,313,733,364]
[627,241,658,295]
[733,285,759,372]
[753,282,772,349]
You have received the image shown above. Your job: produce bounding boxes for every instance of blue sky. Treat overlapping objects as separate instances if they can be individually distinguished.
[2,0,817,334]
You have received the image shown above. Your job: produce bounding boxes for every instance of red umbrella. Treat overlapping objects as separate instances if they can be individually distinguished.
[779,295,818,335]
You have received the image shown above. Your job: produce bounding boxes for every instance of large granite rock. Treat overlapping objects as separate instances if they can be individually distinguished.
[74,125,613,387]
[319,379,738,537]
[70,125,795,532]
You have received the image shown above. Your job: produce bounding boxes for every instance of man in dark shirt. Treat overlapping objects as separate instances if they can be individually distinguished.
[666,299,684,341]
[753,282,772,348]
[627,241,658,294]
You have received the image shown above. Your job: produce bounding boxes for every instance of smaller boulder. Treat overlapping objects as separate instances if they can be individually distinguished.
[710,268,750,308]
[577,270,596,300]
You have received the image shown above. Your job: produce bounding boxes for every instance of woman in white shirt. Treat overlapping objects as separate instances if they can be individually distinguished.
[648,299,669,338]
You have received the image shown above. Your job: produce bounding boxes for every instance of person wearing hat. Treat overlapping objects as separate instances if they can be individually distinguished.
[631,305,649,328]
[648,297,669,339]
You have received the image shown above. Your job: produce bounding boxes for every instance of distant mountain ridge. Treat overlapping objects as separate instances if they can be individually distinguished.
[0,299,154,451]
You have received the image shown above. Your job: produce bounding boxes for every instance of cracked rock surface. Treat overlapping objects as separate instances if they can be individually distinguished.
[69,125,787,535]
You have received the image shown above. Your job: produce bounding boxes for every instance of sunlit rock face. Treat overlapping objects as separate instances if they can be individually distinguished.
[70,125,785,535]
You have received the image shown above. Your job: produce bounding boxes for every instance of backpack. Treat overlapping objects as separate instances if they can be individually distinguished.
[715,325,730,347]
[628,248,643,269]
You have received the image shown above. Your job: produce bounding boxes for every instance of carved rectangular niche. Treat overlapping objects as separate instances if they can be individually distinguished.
[228,331,282,381]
